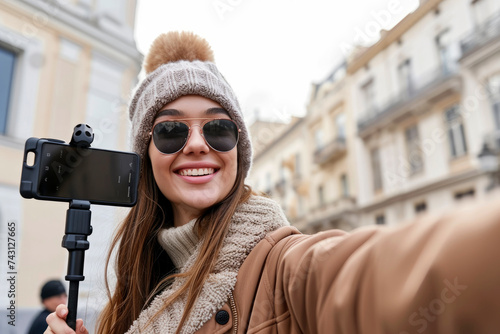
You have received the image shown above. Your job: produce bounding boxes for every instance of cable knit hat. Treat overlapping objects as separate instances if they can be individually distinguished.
[129,31,252,178]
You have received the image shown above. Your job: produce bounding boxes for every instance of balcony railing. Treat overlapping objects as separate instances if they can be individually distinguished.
[305,196,357,231]
[310,196,356,216]
[461,10,500,56]
[358,64,461,137]
[313,137,347,165]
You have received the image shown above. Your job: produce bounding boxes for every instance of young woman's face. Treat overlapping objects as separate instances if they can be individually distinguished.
[148,95,238,226]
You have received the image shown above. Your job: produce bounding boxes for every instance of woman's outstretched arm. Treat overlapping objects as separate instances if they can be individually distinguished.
[279,196,500,333]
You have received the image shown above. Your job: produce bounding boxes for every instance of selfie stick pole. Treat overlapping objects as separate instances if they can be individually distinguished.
[62,200,92,329]
[61,124,95,329]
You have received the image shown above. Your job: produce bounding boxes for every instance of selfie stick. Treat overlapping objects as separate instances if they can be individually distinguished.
[61,124,95,329]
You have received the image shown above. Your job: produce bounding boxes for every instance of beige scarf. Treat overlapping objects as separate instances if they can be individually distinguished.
[125,195,290,334]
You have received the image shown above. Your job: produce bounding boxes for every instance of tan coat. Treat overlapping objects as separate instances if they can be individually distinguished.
[198,197,500,333]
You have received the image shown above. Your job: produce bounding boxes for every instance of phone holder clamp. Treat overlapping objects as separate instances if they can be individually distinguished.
[69,123,94,148]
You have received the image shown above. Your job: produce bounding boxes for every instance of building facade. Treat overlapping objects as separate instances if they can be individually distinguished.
[0,0,141,331]
[352,0,500,226]
[248,62,359,234]
[248,117,312,230]
[249,0,500,233]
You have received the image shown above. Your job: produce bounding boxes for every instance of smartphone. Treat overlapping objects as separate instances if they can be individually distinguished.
[20,138,140,206]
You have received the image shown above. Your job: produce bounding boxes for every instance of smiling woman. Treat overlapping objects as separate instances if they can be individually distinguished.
[44,30,500,334]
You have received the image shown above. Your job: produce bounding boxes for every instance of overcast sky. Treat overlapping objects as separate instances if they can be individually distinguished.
[134,0,420,123]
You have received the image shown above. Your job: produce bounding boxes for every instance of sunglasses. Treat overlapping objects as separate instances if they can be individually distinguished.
[150,118,240,154]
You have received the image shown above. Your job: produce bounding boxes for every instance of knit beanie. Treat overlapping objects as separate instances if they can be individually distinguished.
[128,31,252,178]
[40,280,66,301]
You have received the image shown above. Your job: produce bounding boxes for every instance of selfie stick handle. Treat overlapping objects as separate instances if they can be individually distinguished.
[62,200,92,330]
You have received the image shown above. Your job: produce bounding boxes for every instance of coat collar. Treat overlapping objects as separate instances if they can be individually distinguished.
[126,195,290,334]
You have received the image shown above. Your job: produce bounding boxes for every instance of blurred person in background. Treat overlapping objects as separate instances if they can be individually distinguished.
[28,280,66,334]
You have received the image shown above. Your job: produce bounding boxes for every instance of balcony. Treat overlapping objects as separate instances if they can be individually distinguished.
[303,196,358,232]
[274,178,287,196]
[357,65,462,138]
[313,137,347,165]
[460,10,500,59]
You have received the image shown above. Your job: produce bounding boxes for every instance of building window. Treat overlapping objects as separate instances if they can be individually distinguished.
[375,214,385,225]
[0,46,16,135]
[361,78,376,113]
[340,174,349,197]
[454,189,475,201]
[279,161,285,181]
[415,202,427,214]
[265,172,272,195]
[493,101,500,131]
[315,128,324,151]
[318,185,325,207]
[295,153,301,178]
[336,113,346,140]
[397,59,413,96]
[435,29,454,74]
[405,125,423,174]
[488,72,500,92]
[276,163,286,196]
[445,106,468,158]
[371,148,383,192]
[487,73,500,130]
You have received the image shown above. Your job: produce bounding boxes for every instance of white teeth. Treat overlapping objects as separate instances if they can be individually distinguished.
[179,168,215,176]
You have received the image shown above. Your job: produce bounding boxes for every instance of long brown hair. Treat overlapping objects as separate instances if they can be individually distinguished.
[96,148,251,333]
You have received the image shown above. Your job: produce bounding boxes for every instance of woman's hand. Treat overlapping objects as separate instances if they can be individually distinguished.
[44,304,88,334]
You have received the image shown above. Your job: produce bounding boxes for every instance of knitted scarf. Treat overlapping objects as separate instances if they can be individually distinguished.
[125,195,290,334]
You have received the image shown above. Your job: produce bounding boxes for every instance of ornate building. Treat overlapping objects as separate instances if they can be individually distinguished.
[249,0,500,232]
[0,0,141,331]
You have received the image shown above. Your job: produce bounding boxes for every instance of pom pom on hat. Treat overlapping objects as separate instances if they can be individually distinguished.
[144,31,215,74]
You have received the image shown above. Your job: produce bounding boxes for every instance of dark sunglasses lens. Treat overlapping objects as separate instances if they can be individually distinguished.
[153,122,189,153]
[203,119,239,152]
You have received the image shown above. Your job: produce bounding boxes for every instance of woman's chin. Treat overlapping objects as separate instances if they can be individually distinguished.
[176,196,221,214]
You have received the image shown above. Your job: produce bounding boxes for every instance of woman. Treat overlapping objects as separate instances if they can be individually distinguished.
[46,31,500,334]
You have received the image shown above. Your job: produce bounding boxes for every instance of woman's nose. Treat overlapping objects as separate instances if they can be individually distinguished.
[183,125,210,154]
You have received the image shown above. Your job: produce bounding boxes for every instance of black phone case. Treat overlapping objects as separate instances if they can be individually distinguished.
[20,137,140,207]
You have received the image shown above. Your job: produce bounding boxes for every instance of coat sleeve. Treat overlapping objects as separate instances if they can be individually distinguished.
[276,197,500,334]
